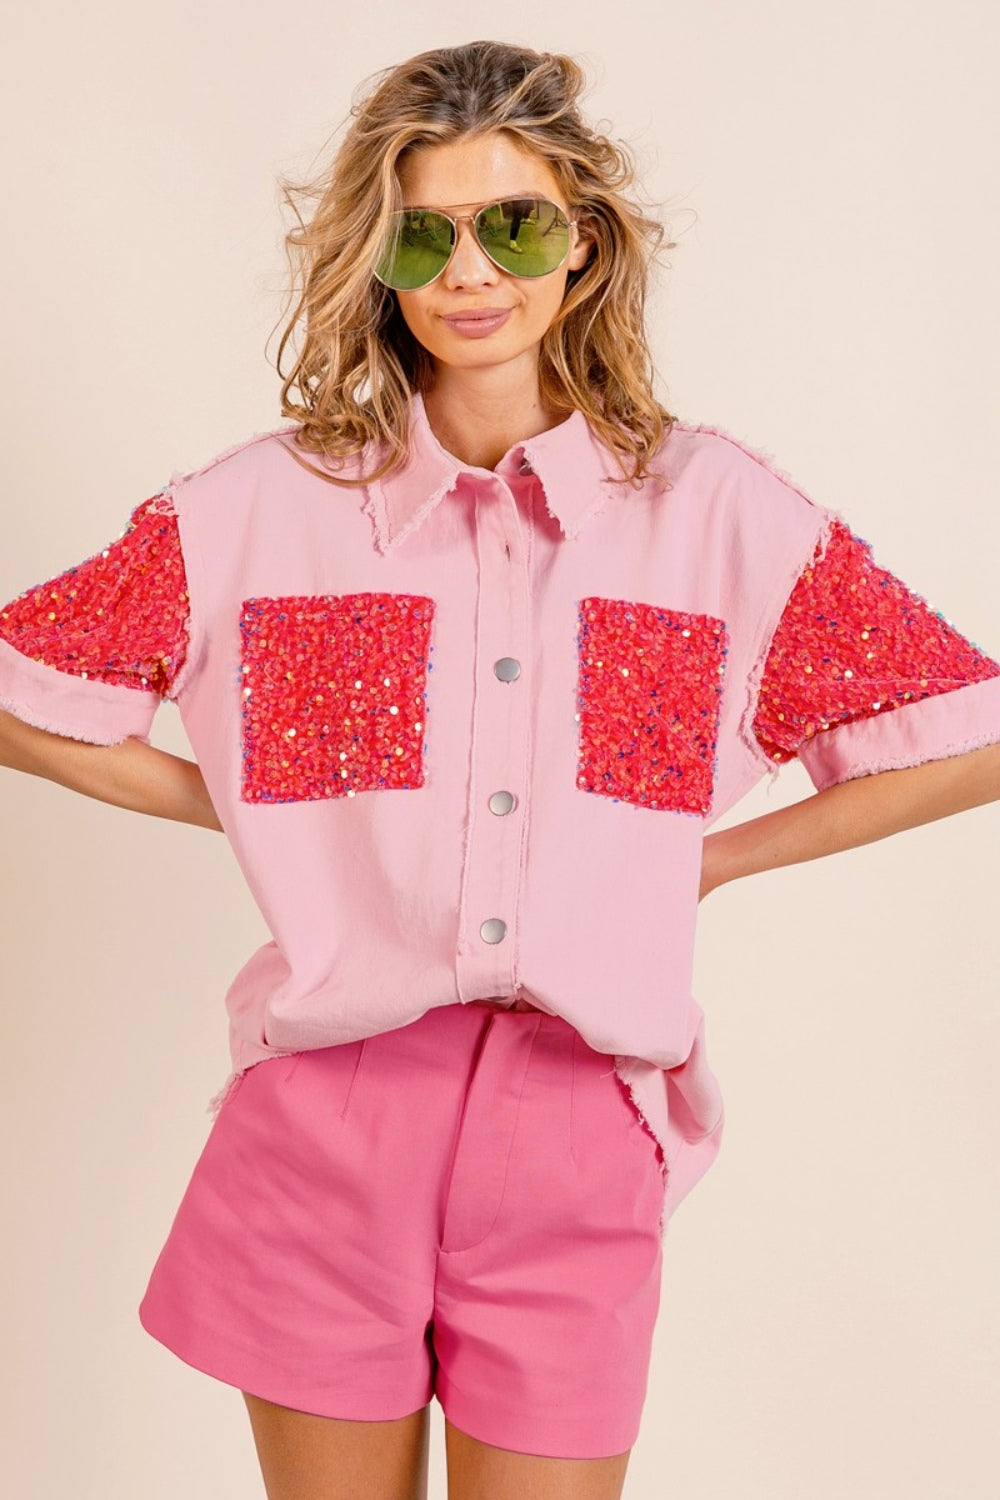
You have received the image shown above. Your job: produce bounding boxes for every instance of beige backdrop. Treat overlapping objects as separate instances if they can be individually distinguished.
[2,3,998,1496]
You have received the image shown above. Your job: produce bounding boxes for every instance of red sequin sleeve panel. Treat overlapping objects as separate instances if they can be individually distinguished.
[0,491,190,746]
[752,519,1000,791]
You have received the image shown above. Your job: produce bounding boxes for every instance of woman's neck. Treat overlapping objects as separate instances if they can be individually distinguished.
[420,378,568,471]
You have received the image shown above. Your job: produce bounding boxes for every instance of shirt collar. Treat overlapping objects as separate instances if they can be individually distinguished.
[363,390,645,554]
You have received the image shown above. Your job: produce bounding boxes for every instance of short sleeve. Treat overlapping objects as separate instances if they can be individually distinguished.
[0,491,190,745]
[752,519,1000,790]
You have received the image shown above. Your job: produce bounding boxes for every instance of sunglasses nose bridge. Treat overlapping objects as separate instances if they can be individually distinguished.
[444,212,500,279]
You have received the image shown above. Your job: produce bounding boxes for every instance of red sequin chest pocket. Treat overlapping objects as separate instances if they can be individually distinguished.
[238,592,435,803]
[575,598,728,815]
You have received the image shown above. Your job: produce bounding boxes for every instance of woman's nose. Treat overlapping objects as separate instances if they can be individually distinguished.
[443,217,501,287]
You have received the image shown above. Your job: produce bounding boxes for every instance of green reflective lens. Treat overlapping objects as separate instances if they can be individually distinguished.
[476,199,570,278]
[374,198,571,290]
[374,210,455,290]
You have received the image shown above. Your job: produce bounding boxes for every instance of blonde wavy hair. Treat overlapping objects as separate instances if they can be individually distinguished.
[276,39,680,488]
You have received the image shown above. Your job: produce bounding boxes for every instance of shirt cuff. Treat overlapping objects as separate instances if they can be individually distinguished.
[798,675,1000,791]
[0,636,159,745]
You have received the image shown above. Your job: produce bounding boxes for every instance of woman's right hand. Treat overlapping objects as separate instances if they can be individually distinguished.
[0,707,224,832]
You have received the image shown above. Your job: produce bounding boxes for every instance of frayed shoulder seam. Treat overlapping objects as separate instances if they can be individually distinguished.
[164,424,303,493]
[673,420,822,508]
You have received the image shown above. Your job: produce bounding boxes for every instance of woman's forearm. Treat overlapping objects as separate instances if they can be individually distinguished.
[0,707,224,832]
[701,739,1000,899]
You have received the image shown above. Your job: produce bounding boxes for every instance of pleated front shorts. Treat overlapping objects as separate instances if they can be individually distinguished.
[139,1001,666,1459]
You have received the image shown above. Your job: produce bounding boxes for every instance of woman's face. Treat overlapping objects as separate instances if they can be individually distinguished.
[391,132,594,385]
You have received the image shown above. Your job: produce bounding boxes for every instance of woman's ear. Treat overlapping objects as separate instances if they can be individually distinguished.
[568,215,597,272]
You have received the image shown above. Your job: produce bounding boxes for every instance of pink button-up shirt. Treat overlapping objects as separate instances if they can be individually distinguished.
[3,392,999,1229]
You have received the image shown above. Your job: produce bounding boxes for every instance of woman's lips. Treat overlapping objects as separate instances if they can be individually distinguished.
[440,308,512,338]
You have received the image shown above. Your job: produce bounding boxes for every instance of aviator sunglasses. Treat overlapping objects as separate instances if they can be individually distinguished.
[373,195,578,291]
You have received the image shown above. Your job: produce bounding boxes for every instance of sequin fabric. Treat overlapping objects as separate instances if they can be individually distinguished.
[238,592,435,803]
[754,519,1000,762]
[0,492,189,696]
[576,598,728,814]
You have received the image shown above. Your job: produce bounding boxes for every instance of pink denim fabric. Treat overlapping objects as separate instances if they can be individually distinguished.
[3,393,1000,1233]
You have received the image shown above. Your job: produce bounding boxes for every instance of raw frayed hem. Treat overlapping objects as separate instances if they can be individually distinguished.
[613,1059,671,1239]
[365,467,459,555]
[673,420,808,488]
[206,1069,247,1118]
[532,466,619,540]
[0,692,135,746]
[818,725,1000,789]
[166,424,300,493]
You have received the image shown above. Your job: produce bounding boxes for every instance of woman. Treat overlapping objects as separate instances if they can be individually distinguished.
[1,38,998,1500]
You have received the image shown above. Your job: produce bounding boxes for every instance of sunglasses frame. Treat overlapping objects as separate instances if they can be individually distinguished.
[373,194,580,290]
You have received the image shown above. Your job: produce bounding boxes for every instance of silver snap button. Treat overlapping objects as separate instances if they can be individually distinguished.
[480,918,507,944]
[494,657,521,682]
[488,790,516,816]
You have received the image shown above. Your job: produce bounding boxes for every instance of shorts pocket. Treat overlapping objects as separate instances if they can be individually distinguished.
[611,1073,666,1178]
[238,592,435,803]
[575,598,728,815]
[570,1034,662,1170]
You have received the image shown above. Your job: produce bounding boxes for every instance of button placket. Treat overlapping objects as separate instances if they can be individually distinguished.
[455,476,530,1002]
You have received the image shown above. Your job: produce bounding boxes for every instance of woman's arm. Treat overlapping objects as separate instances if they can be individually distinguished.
[700,740,1000,900]
[0,706,223,832]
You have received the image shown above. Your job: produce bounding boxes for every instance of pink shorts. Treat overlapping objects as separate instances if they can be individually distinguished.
[139,1002,665,1459]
